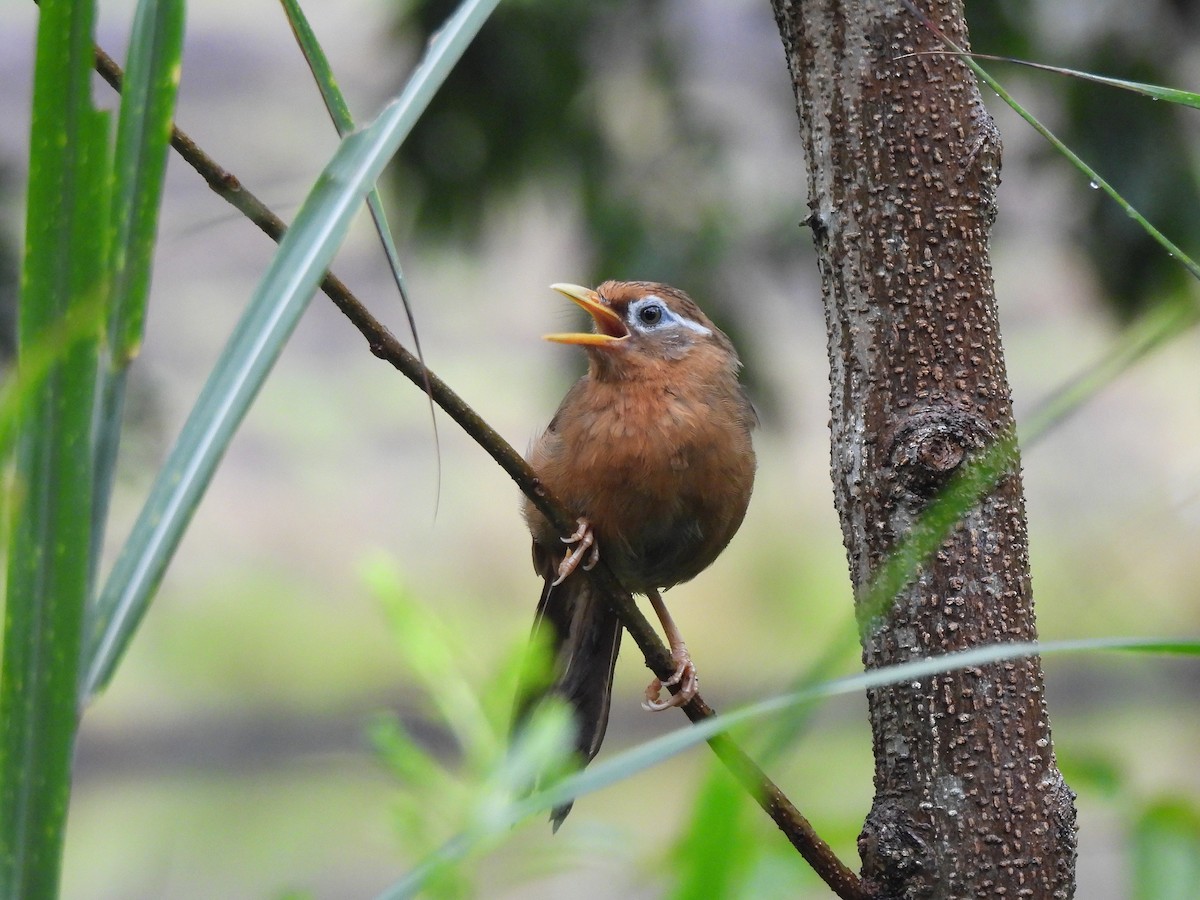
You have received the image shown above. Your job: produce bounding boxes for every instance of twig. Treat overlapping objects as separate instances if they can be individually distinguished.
[89,39,866,900]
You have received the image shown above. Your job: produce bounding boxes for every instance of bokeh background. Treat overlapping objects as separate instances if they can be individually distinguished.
[2,0,1199,897]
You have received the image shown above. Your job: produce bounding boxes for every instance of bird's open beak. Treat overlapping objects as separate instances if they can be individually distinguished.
[544,283,628,346]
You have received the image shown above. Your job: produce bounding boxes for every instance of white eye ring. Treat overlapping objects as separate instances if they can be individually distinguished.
[628,296,711,337]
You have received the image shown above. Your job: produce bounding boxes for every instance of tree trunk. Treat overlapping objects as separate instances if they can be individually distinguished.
[769,2,1077,896]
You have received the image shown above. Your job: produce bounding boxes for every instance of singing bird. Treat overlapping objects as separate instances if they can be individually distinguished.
[519,281,756,827]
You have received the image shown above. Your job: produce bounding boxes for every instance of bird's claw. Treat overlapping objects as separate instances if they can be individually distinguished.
[642,651,697,711]
[553,518,599,585]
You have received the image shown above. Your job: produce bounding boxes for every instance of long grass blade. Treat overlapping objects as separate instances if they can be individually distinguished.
[945,53,1200,110]
[82,0,502,701]
[279,0,442,504]
[0,0,108,893]
[899,0,1200,284]
[519,636,1200,821]
[277,0,415,308]
[380,635,1199,899]
[89,0,186,588]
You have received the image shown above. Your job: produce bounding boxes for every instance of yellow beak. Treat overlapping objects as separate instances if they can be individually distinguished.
[543,283,628,346]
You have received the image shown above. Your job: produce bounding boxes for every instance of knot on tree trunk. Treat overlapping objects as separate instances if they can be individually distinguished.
[886,405,993,504]
[858,798,936,899]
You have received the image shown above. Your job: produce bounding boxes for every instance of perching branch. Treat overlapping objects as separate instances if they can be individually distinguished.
[90,39,864,900]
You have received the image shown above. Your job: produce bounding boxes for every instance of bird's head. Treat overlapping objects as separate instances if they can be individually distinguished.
[544,281,737,378]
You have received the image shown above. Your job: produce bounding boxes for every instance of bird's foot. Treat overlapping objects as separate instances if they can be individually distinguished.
[642,646,697,711]
[553,517,599,585]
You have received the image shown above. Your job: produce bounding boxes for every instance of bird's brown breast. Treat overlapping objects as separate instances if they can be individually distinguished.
[525,355,755,592]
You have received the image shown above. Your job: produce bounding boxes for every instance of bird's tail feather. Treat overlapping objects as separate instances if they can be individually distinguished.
[514,564,622,830]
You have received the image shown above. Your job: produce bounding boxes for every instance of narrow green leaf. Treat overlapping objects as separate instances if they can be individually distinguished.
[0,295,107,463]
[278,0,417,333]
[516,637,1200,822]
[280,0,440,499]
[82,0,503,702]
[0,0,108,893]
[1021,296,1200,443]
[278,0,354,133]
[380,636,1198,898]
[900,2,1200,285]
[106,0,185,367]
[364,556,497,767]
[370,714,448,790]
[90,0,186,588]
[975,68,1200,284]
[958,54,1200,110]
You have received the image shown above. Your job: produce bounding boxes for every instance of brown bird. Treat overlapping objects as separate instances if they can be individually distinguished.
[518,280,756,828]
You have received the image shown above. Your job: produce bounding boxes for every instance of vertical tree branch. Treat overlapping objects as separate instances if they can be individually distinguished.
[770,1,1077,896]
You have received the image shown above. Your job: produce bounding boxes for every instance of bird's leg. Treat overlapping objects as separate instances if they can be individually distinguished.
[642,588,698,711]
[553,517,600,585]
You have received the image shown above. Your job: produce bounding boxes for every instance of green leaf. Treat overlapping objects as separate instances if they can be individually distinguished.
[277,0,415,309]
[106,0,185,368]
[364,555,498,767]
[963,54,1200,110]
[538,637,1200,818]
[0,0,108,893]
[380,636,1198,898]
[82,0,502,702]
[90,0,186,587]
[280,0,438,492]
[905,9,1200,287]
[278,0,355,133]
[1134,800,1200,900]
[370,714,448,790]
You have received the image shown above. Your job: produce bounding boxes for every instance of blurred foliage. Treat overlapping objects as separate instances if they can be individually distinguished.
[391,0,731,297]
[1133,799,1200,900]
[363,553,578,899]
[395,0,1200,324]
[668,764,754,900]
[968,0,1200,320]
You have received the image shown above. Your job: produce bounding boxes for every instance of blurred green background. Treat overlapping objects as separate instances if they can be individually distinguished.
[3,0,1199,896]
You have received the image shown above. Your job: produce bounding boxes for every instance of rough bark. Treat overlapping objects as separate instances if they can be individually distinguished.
[769,1,1077,897]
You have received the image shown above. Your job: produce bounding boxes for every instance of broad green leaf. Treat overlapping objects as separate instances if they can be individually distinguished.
[82,0,502,701]
[0,0,108,894]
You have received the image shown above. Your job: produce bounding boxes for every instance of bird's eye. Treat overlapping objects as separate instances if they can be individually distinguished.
[636,303,664,327]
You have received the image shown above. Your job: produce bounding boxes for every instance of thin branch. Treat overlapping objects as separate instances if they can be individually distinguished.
[90,39,865,900]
